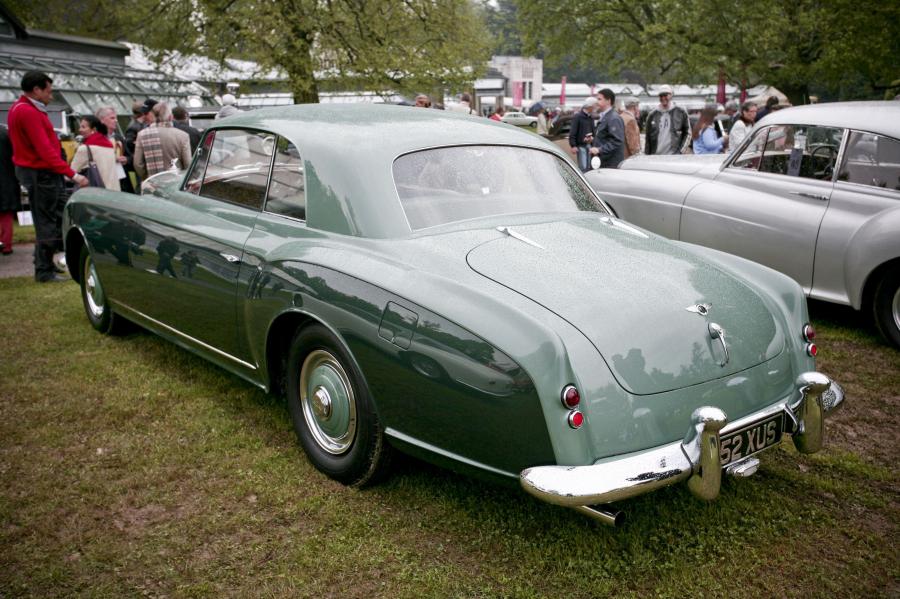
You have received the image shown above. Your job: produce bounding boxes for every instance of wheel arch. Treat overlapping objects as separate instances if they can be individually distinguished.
[860,256,900,317]
[65,227,87,284]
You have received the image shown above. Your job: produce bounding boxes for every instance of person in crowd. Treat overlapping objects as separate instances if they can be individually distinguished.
[70,115,120,191]
[692,107,726,154]
[7,71,88,282]
[589,88,625,169]
[644,84,691,155]
[172,106,201,153]
[620,96,641,158]
[215,94,239,119]
[125,99,156,158]
[723,101,739,127]
[755,95,779,122]
[95,105,135,193]
[728,101,758,153]
[0,124,21,256]
[414,94,432,108]
[449,92,475,115]
[134,102,192,181]
[489,106,505,121]
[568,97,597,172]
[536,108,549,135]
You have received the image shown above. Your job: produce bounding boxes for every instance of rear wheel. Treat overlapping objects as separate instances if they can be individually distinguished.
[873,269,900,348]
[286,324,392,486]
[80,246,128,335]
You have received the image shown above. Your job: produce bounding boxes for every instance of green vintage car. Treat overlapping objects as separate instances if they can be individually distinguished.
[63,105,843,525]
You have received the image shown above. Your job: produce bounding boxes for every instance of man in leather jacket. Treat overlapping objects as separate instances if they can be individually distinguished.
[645,85,691,155]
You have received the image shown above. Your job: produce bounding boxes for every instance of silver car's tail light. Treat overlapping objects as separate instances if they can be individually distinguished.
[806,343,818,357]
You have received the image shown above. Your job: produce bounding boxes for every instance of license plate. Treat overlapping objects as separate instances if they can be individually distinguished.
[719,413,784,466]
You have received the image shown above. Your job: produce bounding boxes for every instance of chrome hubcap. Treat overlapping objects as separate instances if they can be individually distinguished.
[84,257,104,318]
[299,350,357,455]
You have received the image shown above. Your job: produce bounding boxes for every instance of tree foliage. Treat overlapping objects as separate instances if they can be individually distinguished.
[515,0,900,102]
[6,0,491,103]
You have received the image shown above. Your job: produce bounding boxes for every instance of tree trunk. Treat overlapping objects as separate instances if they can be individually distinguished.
[779,82,810,106]
[290,77,320,104]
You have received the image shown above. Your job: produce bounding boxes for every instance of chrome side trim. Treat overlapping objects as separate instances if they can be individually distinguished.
[385,427,518,479]
[110,299,257,371]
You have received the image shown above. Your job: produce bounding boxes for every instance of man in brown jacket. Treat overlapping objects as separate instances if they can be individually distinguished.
[620,96,641,159]
[134,102,192,181]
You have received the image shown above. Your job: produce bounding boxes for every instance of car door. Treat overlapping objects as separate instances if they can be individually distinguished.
[813,129,900,305]
[679,123,843,292]
[130,127,275,365]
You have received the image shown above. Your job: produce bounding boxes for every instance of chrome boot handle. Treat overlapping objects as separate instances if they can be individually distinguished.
[709,322,729,367]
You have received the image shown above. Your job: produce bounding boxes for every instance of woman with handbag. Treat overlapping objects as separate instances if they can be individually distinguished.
[70,115,120,191]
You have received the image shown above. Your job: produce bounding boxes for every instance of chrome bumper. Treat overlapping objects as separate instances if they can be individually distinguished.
[521,372,843,518]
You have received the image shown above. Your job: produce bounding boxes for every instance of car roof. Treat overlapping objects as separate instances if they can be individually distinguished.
[208,104,564,238]
[756,101,900,139]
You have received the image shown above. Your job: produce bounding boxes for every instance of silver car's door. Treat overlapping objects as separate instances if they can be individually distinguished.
[813,130,900,306]
[680,124,843,292]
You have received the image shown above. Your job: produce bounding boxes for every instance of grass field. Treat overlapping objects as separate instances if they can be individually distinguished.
[12,223,35,245]
[1,277,897,598]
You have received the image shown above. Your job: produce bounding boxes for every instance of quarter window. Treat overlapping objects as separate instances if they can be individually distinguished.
[731,128,767,170]
[265,136,306,219]
[838,131,900,191]
[197,129,275,209]
[184,131,214,195]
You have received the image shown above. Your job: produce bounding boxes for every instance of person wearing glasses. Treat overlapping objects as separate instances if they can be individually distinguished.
[644,84,691,155]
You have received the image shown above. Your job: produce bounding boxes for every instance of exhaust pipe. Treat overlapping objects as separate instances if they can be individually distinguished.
[573,504,625,527]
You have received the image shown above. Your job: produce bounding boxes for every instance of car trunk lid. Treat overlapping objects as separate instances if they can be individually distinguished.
[466,216,784,395]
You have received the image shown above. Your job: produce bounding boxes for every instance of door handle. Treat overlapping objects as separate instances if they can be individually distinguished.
[789,191,829,201]
[220,253,241,263]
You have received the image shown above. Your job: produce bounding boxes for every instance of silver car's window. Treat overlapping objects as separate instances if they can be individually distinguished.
[198,129,275,210]
[758,125,843,181]
[264,136,306,219]
[838,131,900,192]
[730,128,767,170]
[393,146,606,230]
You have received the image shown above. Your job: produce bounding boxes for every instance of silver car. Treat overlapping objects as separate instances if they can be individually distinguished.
[585,101,900,347]
[501,111,538,128]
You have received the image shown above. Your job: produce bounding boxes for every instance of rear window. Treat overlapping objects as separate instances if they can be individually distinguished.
[393,146,607,230]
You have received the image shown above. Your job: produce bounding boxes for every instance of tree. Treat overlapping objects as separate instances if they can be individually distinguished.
[515,0,900,103]
[6,0,491,103]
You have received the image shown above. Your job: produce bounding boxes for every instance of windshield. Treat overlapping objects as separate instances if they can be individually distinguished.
[393,145,608,230]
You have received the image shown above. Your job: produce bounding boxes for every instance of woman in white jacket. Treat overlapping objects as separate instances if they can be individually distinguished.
[70,115,121,191]
[728,101,759,154]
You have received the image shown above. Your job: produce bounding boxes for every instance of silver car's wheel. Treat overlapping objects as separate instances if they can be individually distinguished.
[873,270,900,348]
[299,350,357,455]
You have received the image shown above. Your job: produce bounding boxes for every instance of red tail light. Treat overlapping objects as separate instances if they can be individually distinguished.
[806,343,818,357]
[561,385,580,409]
[803,324,816,342]
[567,411,584,429]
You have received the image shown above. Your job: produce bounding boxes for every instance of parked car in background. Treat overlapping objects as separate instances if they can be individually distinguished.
[586,101,900,348]
[501,111,538,128]
[63,105,843,525]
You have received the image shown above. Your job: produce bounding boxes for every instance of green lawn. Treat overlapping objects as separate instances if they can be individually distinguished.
[12,222,35,244]
[0,279,897,597]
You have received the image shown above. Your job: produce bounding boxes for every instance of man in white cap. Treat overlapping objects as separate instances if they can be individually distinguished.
[216,93,239,120]
[644,84,690,155]
[568,96,598,172]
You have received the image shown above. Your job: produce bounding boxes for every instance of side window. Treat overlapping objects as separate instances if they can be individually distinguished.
[184,131,214,194]
[838,131,900,191]
[730,128,767,170]
[199,129,275,209]
[758,125,843,180]
[265,136,306,219]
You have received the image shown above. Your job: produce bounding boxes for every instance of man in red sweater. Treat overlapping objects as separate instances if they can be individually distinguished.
[8,71,87,282]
